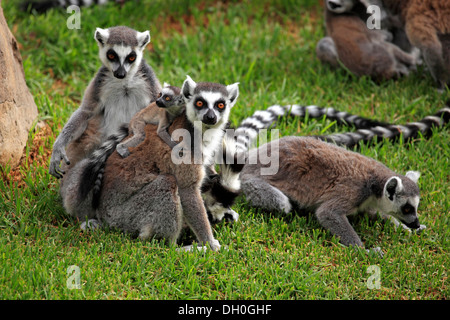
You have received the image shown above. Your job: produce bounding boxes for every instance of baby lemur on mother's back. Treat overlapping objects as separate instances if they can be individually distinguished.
[116,83,185,158]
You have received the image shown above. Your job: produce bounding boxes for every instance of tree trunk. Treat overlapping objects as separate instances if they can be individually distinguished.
[0,1,38,168]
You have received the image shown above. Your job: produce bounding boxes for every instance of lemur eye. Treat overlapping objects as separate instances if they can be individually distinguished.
[402,204,414,214]
[195,100,204,108]
[107,53,116,60]
[157,92,162,98]
[217,102,225,109]
[165,96,171,101]
[128,55,136,62]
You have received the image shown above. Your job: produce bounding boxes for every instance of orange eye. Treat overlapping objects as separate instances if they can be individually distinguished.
[195,100,204,108]
[165,96,171,101]
[157,92,162,98]
[128,56,136,62]
[108,53,115,60]
[217,102,225,109]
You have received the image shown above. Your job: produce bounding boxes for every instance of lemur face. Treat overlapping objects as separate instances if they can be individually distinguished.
[181,75,239,128]
[382,172,421,229]
[326,0,356,13]
[156,84,183,109]
[95,26,151,79]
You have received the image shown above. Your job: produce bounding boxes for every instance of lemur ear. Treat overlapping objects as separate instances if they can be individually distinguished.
[137,30,151,49]
[226,82,240,107]
[182,75,196,100]
[384,177,403,201]
[94,28,109,46]
[163,82,170,88]
[405,171,420,184]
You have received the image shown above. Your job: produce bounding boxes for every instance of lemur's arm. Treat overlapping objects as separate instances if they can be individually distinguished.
[49,107,93,178]
[49,77,100,178]
[156,111,178,149]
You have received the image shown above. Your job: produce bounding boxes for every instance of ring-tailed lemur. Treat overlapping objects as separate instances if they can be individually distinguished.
[74,76,240,251]
[21,0,127,13]
[234,103,450,151]
[49,26,161,221]
[116,83,185,158]
[240,136,424,253]
[316,0,420,81]
[234,101,450,253]
[381,0,450,90]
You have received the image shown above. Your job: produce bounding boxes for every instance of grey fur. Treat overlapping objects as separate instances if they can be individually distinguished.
[240,136,425,250]
[50,26,161,222]
[77,76,240,251]
[316,0,420,81]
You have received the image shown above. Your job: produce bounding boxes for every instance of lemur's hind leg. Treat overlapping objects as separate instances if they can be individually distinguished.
[241,175,292,214]
[316,37,339,68]
[116,119,147,158]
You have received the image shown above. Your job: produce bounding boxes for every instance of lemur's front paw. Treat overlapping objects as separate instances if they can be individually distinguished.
[209,239,221,252]
[414,224,427,234]
[49,145,70,179]
[224,209,239,222]
[116,144,130,158]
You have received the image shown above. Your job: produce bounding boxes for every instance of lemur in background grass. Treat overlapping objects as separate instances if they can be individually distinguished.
[316,0,420,81]
[48,26,161,221]
[381,0,450,90]
[21,0,128,13]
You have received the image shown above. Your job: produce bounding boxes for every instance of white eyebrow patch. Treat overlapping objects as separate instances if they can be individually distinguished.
[112,44,133,65]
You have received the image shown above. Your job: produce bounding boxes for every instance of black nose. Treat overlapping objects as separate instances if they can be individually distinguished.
[203,111,217,125]
[156,99,166,108]
[404,218,420,229]
[114,66,126,79]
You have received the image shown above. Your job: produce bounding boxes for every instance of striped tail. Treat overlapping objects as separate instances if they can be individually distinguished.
[234,104,390,152]
[78,124,129,207]
[21,0,117,13]
[315,107,450,148]
[234,103,450,151]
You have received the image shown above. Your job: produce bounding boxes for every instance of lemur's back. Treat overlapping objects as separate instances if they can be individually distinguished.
[243,137,393,207]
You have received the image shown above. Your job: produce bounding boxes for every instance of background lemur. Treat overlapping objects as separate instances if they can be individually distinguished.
[316,0,420,81]
[116,83,185,158]
[381,0,450,90]
[49,26,161,219]
[75,76,240,251]
[21,0,128,13]
[240,136,424,251]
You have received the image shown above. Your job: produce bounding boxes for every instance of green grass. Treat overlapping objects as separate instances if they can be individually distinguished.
[1,0,449,300]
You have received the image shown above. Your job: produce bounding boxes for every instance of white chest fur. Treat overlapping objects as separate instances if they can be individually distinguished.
[100,74,151,138]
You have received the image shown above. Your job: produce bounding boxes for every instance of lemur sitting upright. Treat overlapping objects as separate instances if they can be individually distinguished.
[381,0,450,90]
[316,0,420,81]
[49,26,161,220]
[74,76,240,251]
[116,83,185,158]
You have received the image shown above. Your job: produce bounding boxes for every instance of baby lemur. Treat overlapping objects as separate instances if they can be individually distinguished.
[116,83,184,158]
[75,76,240,251]
[316,0,419,81]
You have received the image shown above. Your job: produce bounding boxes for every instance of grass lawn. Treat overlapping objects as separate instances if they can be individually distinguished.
[0,0,448,300]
